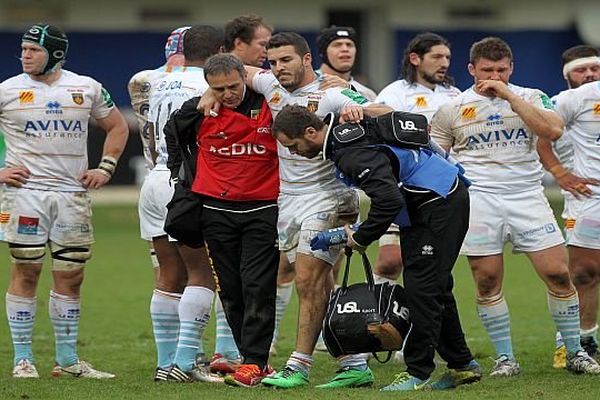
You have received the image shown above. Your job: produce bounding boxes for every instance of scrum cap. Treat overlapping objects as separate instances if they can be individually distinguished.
[316,26,356,67]
[165,26,190,61]
[22,23,68,75]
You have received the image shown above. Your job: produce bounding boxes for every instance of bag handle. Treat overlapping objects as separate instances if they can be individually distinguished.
[371,351,393,364]
[340,247,376,292]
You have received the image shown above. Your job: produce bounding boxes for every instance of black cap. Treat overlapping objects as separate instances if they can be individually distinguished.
[316,26,357,67]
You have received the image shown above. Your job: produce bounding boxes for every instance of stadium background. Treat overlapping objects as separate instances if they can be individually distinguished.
[1,0,599,185]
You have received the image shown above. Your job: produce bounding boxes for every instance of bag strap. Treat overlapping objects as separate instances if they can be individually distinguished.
[172,114,195,187]
[340,247,376,291]
[371,351,393,364]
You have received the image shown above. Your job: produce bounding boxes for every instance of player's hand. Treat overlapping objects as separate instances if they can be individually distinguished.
[345,224,367,253]
[556,172,599,199]
[79,169,111,190]
[197,89,221,117]
[319,74,351,91]
[339,105,364,123]
[0,166,30,187]
[476,80,513,100]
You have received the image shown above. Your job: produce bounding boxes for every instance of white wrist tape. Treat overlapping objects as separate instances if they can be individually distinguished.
[97,155,118,178]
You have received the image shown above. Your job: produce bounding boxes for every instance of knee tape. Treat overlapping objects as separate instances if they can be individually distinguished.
[50,242,91,271]
[9,244,46,264]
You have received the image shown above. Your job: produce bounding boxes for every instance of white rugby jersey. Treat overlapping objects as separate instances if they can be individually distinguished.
[253,70,370,195]
[376,79,461,122]
[553,81,600,196]
[430,84,555,193]
[148,67,207,169]
[550,92,574,170]
[0,70,114,191]
[315,69,377,101]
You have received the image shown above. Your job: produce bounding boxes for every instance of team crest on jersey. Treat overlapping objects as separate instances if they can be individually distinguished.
[461,106,477,121]
[71,93,84,105]
[414,96,428,108]
[306,94,322,113]
[593,103,600,117]
[251,109,260,120]
[269,91,281,105]
[19,90,34,104]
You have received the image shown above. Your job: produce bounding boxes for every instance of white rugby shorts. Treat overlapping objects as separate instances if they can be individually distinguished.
[278,188,359,265]
[565,196,600,250]
[461,188,564,255]
[0,187,94,246]
[138,168,175,241]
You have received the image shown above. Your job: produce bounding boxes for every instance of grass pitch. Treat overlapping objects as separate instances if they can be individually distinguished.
[0,199,598,399]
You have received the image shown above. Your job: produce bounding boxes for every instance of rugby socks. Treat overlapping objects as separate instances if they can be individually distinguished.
[49,290,80,367]
[338,354,369,371]
[214,296,239,360]
[174,286,214,372]
[477,292,514,359]
[581,324,599,342]
[272,281,294,348]
[150,289,181,369]
[286,351,313,376]
[6,293,36,366]
[547,290,583,355]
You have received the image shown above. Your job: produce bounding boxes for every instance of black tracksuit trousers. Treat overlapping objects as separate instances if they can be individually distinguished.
[400,180,474,380]
[201,201,279,369]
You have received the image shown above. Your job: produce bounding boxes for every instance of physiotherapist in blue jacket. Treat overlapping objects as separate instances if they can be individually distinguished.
[271,104,480,392]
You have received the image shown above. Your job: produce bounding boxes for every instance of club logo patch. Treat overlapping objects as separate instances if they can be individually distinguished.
[414,96,428,108]
[71,93,84,105]
[19,90,34,104]
[461,106,477,121]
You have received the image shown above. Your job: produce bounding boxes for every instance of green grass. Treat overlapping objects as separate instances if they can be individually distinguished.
[0,200,598,399]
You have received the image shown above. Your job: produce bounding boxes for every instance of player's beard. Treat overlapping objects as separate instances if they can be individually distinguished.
[422,70,446,86]
[568,76,598,89]
[279,68,304,91]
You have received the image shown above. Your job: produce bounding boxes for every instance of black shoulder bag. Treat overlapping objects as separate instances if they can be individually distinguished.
[322,248,411,362]
[163,116,205,248]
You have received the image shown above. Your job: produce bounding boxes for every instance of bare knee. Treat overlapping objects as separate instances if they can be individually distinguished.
[375,246,402,279]
[543,270,573,293]
[10,264,43,295]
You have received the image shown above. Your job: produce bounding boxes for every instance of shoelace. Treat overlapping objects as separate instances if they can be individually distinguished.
[390,372,411,385]
[237,364,261,377]
[279,366,299,378]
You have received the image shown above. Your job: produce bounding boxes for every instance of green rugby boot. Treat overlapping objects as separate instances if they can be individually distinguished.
[261,366,309,389]
[315,367,374,389]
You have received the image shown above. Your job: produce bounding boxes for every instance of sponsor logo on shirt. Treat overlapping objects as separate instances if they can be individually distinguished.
[486,113,503,126]
[517,223,557,239]
[46,101,63,114]
[209,143,267,156]
[466,128,530,149]
[340,88,367,104]
[461,106,477,121]
[17,216,39,235]
[414,96,428,108]
[19,90,34,104]
[540,93,553,110]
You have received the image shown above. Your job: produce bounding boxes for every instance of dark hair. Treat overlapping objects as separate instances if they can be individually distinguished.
[469,37,513,64]
[272,105,324,139]
[204,53,246,79]
[561,44,600,66]
[402,32,452,85]
[224,14,272,52]
[267,32,311,57]
[183,25,224,62]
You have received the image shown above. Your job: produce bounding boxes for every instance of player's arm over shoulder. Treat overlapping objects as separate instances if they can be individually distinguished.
[429,103,455,151]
